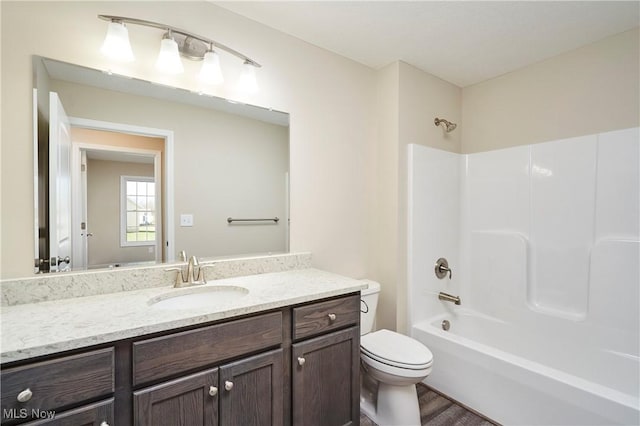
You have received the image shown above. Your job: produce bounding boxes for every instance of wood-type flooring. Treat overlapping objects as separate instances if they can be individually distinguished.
[360,383,497,426]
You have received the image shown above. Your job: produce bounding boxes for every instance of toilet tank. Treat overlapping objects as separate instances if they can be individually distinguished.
[360,280,380,335]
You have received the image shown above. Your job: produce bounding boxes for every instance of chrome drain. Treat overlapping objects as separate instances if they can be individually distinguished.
[441,320,450,331]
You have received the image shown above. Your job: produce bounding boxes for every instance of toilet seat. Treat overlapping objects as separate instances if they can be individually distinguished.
[361,329,433,370]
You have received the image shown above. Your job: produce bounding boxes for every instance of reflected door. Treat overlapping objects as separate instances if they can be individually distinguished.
[49,92,72,272]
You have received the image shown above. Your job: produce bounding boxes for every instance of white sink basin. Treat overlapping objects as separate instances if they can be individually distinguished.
[148,286,249,310]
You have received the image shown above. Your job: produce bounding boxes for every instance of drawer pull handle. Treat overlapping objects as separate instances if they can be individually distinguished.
[209,386,218,396]
[224,381,234,391]
[328,313,337,322]
[17,388,32,403]
[298,357,306,366]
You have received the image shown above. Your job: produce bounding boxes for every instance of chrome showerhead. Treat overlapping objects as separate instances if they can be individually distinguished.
[434,117,457,133]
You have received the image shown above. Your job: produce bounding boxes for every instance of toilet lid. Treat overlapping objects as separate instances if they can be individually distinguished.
[361,329,433,370]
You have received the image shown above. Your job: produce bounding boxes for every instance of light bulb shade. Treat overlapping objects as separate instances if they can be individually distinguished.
[155,37,184,74]
[100,21,135,62]
[199,51,224,85]
[238,62,259,94]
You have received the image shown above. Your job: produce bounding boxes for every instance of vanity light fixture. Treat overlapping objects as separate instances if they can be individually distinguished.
[98,15,260,91]
[155,31,184,74]
[238,60,259,94]
[199,47,224,85]
[100,20,135,62]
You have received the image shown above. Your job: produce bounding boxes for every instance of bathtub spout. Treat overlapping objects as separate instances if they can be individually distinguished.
[438,292,461,305]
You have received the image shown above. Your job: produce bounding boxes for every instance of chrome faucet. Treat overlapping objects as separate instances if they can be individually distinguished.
[165,253,208,287]
[438,292,461,305]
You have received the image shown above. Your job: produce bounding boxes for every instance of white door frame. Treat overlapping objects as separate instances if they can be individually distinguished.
[69,117,175,263]
[33,89,40,272]
[79,149,88,268]
[72,143,163,265]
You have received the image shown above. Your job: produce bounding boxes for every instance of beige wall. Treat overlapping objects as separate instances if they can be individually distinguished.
[56,80,288,260]
[462,28,640,153]
[1,1,376,279]
[86,159,155,266]
[372,61,462,331]
[373,62,400,331]
[1,2,637,337]
[399,62,462,154]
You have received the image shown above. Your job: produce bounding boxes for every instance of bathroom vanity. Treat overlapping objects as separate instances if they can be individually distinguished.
[0,260,365,426]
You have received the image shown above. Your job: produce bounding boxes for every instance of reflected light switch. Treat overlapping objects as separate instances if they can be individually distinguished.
[180,214,194,227]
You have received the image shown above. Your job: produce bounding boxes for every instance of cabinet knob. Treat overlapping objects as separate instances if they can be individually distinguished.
[17,388,32,403]
[209,386,218,396]
[99,422,110,426]
[224,381,234,391]
[298,357,306,366]
[328,313,337,322]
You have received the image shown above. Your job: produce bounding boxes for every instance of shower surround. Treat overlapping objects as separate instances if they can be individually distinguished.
[407,127,639,425]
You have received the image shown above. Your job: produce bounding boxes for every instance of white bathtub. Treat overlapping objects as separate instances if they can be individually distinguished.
[412,310,640,425]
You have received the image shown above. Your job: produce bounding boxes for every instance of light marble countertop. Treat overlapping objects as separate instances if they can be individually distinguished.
[1,268,367,364]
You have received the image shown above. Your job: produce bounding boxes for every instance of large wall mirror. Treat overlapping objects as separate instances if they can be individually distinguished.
[34,56,289,274]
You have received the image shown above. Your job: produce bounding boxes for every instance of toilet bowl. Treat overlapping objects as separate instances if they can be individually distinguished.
[360,280,433,426]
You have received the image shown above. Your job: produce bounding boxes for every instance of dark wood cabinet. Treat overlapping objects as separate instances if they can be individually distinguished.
[132,312,282,386]
[24,398,114,426]
[292,327,360,426]
[1,292,360,426]
[134,349,284,426]
[292,295,360,340]
[131,311,284,426]
[220,349,284,426]
[134,368,218,426]
[1,348,114,425]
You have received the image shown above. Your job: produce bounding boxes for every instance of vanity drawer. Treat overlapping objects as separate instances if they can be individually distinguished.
[293,295,360,340]
[133,311,283,385]
[0,348,114,417]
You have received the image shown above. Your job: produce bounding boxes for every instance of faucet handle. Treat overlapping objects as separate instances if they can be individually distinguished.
[435,258,452,279]
[179,250,188,262]
[198,263,216,284]
[165,267,188,285]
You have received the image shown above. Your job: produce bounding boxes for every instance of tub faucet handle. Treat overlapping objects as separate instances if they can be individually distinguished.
[435,258,452,279]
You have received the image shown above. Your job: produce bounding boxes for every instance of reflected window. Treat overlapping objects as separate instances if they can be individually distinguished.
[120,176,156,246]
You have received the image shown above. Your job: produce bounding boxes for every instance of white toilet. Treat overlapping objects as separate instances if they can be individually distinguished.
[360,280,433,426]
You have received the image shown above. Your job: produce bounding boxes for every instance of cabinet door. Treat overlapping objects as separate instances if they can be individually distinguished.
[292,327,360,426]
[219,349,284,426]
[134,368,218,426]
[24,398,114,426]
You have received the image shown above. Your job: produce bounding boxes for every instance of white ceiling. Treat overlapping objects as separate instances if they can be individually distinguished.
[214,1,639,87]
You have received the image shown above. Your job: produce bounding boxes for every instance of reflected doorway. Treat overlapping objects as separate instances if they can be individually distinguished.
[69,124,170,269]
